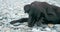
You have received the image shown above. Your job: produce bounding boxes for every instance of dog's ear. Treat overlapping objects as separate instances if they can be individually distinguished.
[24,4,31,13]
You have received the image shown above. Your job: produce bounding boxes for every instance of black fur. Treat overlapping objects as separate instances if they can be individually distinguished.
[24,1,60,27]
[10,1,60,27]
[10,18,28,24]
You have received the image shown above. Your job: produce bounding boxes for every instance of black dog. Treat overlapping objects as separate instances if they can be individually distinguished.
[10,1,60,27]
[24,1,60,27]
